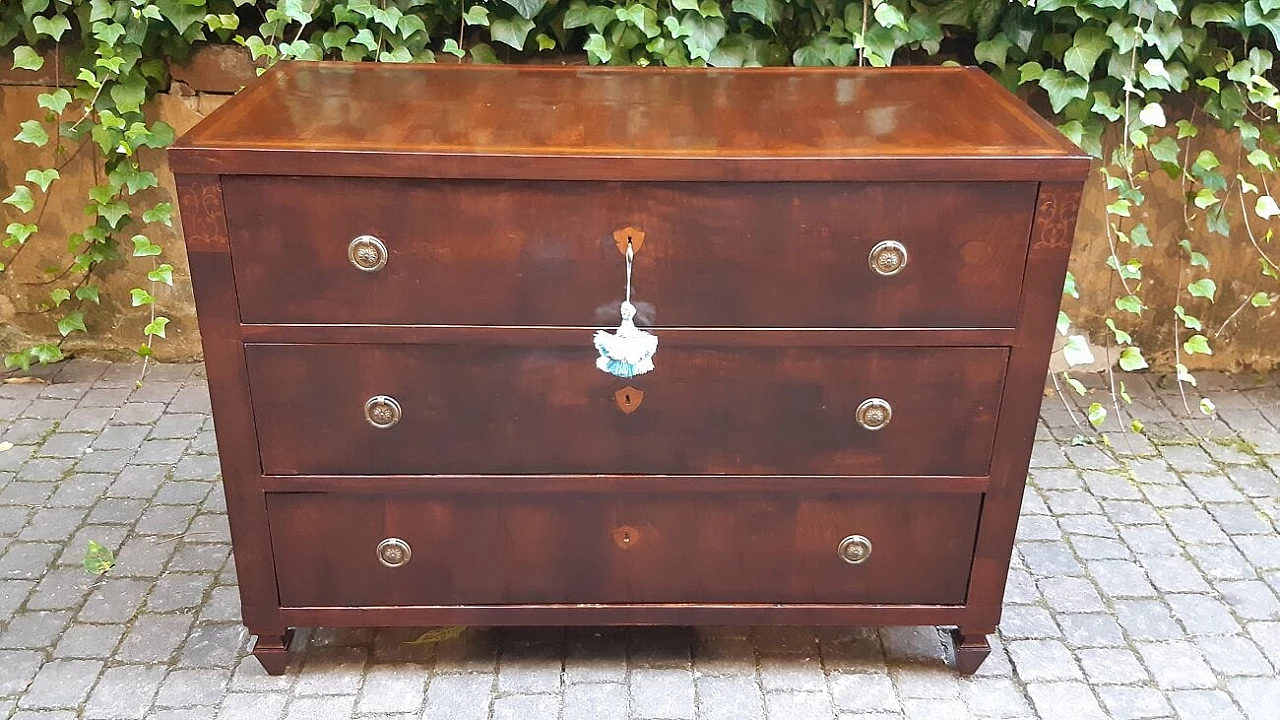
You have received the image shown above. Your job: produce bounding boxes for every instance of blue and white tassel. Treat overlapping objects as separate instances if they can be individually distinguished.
[594,242,657,378]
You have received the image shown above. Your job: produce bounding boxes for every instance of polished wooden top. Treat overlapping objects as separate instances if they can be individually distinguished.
[170,62,1089,181]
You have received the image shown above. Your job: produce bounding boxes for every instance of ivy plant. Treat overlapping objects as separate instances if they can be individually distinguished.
[2,0,1278,434]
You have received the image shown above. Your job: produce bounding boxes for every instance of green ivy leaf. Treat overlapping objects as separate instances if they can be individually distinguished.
[1199,397,1216,416]
[1256,195,1280,219]
[1063,334,1095,366]
[12,46,44,71]
[1191,2,1239,25]
[3,186,35,214]
[377,46,413,63]
[24,169,59,192]
[873,2,906,29]
[1183,334,1212,355]
[583,33,612,63]
[1116,295,1144,315]
[57,311,87,337]
[442,38,466,57]
[1175,305,1203,331]
[4,222,37,246]
[974,33,1012,67]
[1039,69,1089,113]
[96,201,130,228]
[37,88,73,114]
[1118,347,1148,371]
[33,13,71,40]
[732,0,783,27]
[677,12,728,62]
[83,540,115,575]
[50,288,71,307]
[15,120,50,147]
[1057,310,1070,335]
[147,264,175,286]
[468,43,500,64]
[1063,373,1087,396]
[131,235,162,257]
[143,316,170,338]
[1129,224,1153,248]
[75,285,101,304]
[1193,189,1219,209]
[1187,278,1217,301]
[1250,292,1273,307]
[490,16,536,49]
[1087,402,1107,428]
[1106,317,1132,344]
[536,33,556,50]
[1063,271,1079,299]
[501,0,547,20]
[1063,26,1109,78]
[564,2,614,32]
[130,288,154,306]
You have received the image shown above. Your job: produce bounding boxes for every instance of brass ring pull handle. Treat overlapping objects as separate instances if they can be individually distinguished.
[868,240,908,276]
[364,395,402,429]
[855,398,892,431]
[838,535,873,564]
[377,538,412,568]
[348,235,388,272]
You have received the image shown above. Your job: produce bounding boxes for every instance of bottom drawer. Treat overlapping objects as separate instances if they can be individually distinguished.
[266,491,981,607]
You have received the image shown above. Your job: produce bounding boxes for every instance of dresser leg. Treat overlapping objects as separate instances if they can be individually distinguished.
[948,627,992,675]
[252,629,294,675]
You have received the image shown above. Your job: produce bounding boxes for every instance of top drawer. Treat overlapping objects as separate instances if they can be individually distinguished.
[222,177,1036,328]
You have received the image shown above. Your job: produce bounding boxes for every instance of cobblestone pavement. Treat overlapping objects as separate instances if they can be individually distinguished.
[1,360,1279,720]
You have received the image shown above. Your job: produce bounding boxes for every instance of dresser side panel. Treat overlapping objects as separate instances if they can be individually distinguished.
[966,181,1085,626]
[175,173,282,632]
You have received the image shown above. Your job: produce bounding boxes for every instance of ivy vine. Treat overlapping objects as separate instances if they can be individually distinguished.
[3,0,1278,432]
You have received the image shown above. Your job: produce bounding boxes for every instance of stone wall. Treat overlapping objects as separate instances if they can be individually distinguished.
[2,50,1277,369]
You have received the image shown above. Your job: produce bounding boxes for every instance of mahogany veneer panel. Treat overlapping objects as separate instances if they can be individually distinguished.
[266,491,981,606]
[224,177,1035,328]
[246,343,1008,476]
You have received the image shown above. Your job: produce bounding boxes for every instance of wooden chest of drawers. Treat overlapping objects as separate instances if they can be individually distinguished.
[170,62,1088,675]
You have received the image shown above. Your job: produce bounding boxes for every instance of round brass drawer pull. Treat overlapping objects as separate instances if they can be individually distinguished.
[856,397,892,431]
[377,538,412,568]
[348,235,388,272]
[364,395,402,429]
[838,535,873,564]
[868,240,908,276]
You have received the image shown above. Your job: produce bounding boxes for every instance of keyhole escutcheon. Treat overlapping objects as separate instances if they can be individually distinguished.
[614,386,644,414]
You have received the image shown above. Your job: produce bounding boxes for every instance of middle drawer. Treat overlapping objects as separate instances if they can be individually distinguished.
[246,343,1008,477]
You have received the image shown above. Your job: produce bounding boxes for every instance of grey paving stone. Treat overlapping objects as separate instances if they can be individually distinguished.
[960,676,1033,718]
[77,579,151,623]
[22,568,92,614]
[878,626,945,663]
[1058,614,1126,648]
[282,695,356,720]
[88,498,149,525]
[564,682,630,720]
[0,649,44,695]
[759,654,825,692]
[17,659,103,709]
[750,626,818,657]
[1135,641,1217,689]
[422,673,493,720]
[696,676,764,720]
[112,537,176,577]
[0,579,35,617]
[1137,555,1213,593]
[1225,466,1280,497]
[216,693,286,720]
[0,542,58,580]
[77,388,132,408]
[133,439,190,465]
[155,480,215,505]
[888,665,960,700]
[1226,677,1280,720]
[1025,681,1109,720]
[1088,560,1157,598]
[1042,490,1103,515]
[20,399,77,420]
[1030,468,1085,490]
[1187,543,1257,580]
[117,613,195,662]
[46,473,112,507]
[1007,639,1083,682]
[83,664,166,719]
[150,413,206,439]
[1076,647,1149,685]
[1139,482,1201,507]
[1115,599,1186,640]
[1038,576,1107,612]
[35,433,93,459]
[106,465,168,499]
[0,610,72,649]
[1166,507,1232,545]
[17,457,77,482]
[1193,635,1275,677]
[294,646,367,696]
[1166,593,1242,635]
[17,508,86,542]
[130,382,183,404]
[147,572,214,612]
[52,623,125,659]
[629,626,694,667]
[630,668,695,720]
[134,505,197,537]
[1207,503,1276,535]
[1020,543,1086,578]
[58,407,115,433]
[110,403,166,426]
[0,445,34,472]
[1069,534,1131,560]
[691,634,755,677]
[1159,444,1218,473]
[492,694,560,720]
[1104,500,1164,526]
[1120,525,1184,555]
[999,605,1060,639]
[169,386,213,414]
[0,482,55,506]
[1217,579,1280,619]
[1096,685,1173,720]
[1184,474,1247,503]
[1234,535,1280,570]
[356,663,428,714]
[497,645,563,694]
[0,506,31,535]
[198,585,241,624]
[1016,514,1062,542]
[1167,689,1247,720]
[74,449,134,474]
[185,514,231,543]
[764,691,835,720]
[179,623,248,668]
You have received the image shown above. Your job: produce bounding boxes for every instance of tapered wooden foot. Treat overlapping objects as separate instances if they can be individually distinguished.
[948,628,991,675]
[252,629,294,675]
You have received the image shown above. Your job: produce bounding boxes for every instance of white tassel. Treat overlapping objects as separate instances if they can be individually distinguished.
[594,243,657,378]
